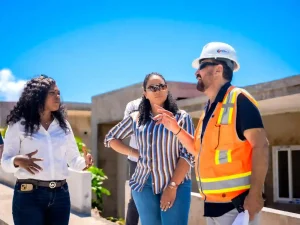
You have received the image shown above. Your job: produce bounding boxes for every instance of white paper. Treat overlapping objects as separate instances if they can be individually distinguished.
[232,210,249,225]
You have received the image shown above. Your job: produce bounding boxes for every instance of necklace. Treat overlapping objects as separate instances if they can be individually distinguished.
[42,116,53,125]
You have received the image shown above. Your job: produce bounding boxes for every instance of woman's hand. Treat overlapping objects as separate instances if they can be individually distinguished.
[153,105,181,134]
[13,150,43,175]
[160,186,177,211]
[82,146,94,170]
[83,153,94,170]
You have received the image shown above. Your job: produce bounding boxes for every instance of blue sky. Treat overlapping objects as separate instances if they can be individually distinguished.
[0,0,299,102]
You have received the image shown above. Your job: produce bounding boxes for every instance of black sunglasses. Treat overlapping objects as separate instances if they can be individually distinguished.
[198,61,219,70]
[146,84,168,92]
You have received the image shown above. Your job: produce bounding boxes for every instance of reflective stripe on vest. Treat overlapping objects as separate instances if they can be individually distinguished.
[217,87,238,125]
[196,171,251,194]
[215,149,232,164]
[217,87,258,126]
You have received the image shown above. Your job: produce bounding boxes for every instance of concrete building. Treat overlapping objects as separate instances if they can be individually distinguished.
[91,75,300,219]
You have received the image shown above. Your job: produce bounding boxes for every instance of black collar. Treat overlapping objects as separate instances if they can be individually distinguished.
[208,82,231,105]
[204,82,231,114]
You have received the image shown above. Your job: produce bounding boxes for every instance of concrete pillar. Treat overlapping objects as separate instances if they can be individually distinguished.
[97,123,118,218]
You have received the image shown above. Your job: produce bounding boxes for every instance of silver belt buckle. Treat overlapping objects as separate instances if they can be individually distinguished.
[49,181,57,189]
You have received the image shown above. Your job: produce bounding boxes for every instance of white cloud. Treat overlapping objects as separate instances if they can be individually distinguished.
[0,69,27,101]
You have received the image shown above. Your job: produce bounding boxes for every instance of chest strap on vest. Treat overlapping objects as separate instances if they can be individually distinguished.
[217,87,258,126]
[217,87,237,125]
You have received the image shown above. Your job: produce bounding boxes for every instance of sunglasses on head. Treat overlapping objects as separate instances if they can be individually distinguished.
[198,61,219,70]
[146,84,168,92]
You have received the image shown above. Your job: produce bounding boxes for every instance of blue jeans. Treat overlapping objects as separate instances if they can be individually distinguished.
[132,175,191,225]
[12,182,71,225]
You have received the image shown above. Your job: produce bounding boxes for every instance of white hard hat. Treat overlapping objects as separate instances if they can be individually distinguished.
[192,42,240,72]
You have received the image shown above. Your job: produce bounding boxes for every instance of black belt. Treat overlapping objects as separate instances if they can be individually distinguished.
[17,179,67,189]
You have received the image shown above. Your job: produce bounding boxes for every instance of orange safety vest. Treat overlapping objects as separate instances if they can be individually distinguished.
[194,86,258,203]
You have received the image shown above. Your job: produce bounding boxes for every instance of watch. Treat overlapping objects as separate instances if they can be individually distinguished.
[168,181,178,189]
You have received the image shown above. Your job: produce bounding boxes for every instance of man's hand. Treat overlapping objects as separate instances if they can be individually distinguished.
[243,191,264,221]
[13,150,43,174]
[243,128,268,221]
[160,187,177,212]
[153,104,180,134]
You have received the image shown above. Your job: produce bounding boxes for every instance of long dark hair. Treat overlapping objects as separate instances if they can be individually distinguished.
[6,75,68,136]
[138,72,179,126]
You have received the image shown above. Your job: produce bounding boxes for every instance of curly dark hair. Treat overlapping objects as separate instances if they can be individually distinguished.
[6,75,69,136]
[138,72,179,126]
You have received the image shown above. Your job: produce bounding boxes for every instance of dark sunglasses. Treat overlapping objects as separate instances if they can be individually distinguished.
[198,61,219,70]
[146,84,168,92]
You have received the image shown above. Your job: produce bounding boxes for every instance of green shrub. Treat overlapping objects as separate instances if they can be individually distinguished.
[75,136,111,212]
[0,127,7,137]
[88,166,111,210]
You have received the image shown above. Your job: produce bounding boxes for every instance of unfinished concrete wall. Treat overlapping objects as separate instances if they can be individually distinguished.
[0,102,15,128]
[262,112,300,213]
[97,122,128,219]
[97,123,118,217]
[67,111,91,148]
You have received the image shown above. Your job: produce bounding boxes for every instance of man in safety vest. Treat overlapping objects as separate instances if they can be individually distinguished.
[153,42,269,225]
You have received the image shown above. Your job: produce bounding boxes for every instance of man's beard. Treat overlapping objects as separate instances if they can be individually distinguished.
[196,80,205,92]
[196,72,212,92]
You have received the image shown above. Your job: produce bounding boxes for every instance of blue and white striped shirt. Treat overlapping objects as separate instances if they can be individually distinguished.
[104,110,195,194]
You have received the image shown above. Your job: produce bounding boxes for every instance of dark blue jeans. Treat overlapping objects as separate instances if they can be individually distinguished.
[12,182,71,225]
[132,175,191,225]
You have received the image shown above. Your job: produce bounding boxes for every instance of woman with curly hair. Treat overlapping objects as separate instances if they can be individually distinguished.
[1,75,93,225]
[104,72,194,225]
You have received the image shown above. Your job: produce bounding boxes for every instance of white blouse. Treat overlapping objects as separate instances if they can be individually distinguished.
[1,119,86,181]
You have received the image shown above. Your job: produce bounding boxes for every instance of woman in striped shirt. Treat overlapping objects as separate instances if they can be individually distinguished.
[104,72,195,225]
